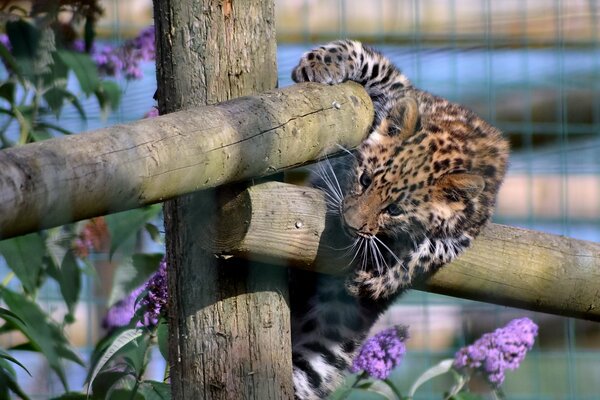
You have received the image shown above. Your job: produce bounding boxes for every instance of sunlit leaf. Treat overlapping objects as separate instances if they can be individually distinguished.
[0,233,45,294]
[87,328,144,394]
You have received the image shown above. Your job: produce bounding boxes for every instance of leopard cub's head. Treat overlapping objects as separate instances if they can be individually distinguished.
[340,96,508,279]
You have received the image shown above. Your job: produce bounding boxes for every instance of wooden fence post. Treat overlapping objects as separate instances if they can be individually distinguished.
[153,0,294,398]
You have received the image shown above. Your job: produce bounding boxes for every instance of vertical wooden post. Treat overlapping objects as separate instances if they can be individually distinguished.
[153,1,293,399]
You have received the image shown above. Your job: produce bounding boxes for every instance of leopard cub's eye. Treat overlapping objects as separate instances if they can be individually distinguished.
[359,171,372,188]
[385,203,403,216]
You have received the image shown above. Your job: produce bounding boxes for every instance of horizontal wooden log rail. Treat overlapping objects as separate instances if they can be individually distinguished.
[0,82,373,239]
[208,181,600,321]
[2,80,599,321]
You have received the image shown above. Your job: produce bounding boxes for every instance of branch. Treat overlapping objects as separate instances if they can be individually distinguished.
[0,82,373,238]
[208,181,600,321]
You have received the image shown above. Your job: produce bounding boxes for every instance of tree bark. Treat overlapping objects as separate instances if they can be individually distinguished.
[153,1,294,398]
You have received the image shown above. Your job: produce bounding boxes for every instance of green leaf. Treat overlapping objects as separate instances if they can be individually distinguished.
[157,319,168,361]
[327,373,363,400]
[0,306,26,326]
[0,233,46,294]
[30,128,53,142]
[123,334,150,375]
[87,328,144,393]
[0,348,31,376]
[137,381,171,400]
[0,364,30,400]
[0,287,84,390]
[90,370,132,400]
[49,392,88,400]
[108,253,163,307]
[37,121,73,136]
[0,41,22,79]
[84,16,95,52]
[43,87,86,121]
[56,250,81,318]
[107,389,145,400]
[0,82,15,104]
[95,80,122,114]
[6,19,39,78]
[449,393,486,400]
[105,206,161,259]
[145,223,162,243]
[56,50,100,95]
[407,359,454,398]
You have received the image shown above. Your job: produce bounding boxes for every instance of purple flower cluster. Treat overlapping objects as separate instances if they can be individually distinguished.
[141,258,168,323]
[0,33,11,51]
[351,326,408,380]
[102,285,145,329]
[103,258,168,329]
[453,317,538,386]
[72,26,155,80]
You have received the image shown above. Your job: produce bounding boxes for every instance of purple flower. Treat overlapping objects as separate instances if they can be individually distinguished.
[351,326,408,380]
[0,34,11,52]
[141,258,168,323]
[93,44,124,77]
[453,317,538,386]
[132,26,155,61]
[103,286,145,329]
[103,258,168,329]
[144,107,159,118]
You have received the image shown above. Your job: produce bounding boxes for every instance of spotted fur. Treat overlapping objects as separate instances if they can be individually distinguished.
[290,40,509,399]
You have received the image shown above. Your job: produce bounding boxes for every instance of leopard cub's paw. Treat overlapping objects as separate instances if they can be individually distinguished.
[291,48,346,85]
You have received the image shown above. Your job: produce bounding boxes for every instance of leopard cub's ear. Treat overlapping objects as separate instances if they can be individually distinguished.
[381,96,421,140]
[438,172,485,200]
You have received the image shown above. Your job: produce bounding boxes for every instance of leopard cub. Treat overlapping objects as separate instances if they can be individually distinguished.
[289,40,509,400]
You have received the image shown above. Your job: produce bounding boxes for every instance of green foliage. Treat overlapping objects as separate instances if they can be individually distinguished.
[0,18,121,148]
[0,7,166,399]
[0,287,84,390]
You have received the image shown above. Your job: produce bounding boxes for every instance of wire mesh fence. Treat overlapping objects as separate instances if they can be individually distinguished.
[1,0,599,398]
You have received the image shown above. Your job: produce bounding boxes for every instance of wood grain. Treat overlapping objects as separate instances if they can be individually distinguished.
[209,181,600,321]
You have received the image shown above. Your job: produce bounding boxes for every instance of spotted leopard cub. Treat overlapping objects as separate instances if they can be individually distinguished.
[289,40,509,399]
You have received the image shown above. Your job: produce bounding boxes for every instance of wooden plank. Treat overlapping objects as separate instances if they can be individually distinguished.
[209,181,600,321]
[0,81,372,239]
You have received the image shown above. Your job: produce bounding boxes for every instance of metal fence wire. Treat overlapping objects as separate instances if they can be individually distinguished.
[4,0,599,398]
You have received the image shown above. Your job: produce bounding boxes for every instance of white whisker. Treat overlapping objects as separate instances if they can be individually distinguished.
[372,235,406,271]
